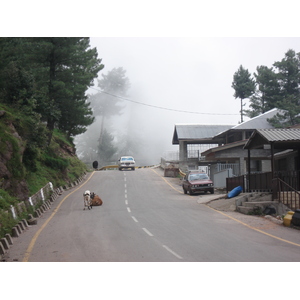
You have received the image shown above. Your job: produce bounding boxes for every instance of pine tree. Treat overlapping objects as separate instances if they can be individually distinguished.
[268,49,300,127]
[232,65,256,122]
[24,37,104,143]
[246,66,280,118]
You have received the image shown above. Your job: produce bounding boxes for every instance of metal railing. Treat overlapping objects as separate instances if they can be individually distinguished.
[272,178,300,211]
[226,175,245,193]
[227,172,276,193]
[226,171,300,211]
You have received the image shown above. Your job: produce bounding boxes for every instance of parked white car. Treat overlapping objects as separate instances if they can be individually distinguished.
[118,156,136,171]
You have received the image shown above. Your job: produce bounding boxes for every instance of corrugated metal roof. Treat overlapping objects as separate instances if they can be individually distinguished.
[231,108,279,130]
[174,124,233,140]
[257,128,300,142]
[244,128,300,149]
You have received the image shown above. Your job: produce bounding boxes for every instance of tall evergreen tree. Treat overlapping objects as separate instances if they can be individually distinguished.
[273,49,300,97]
[245,49,300,127]
[97,128,118,164]
[268,49,300,127]
[24,37,104,142]
[232,65,256,122]
[245,65,280,118]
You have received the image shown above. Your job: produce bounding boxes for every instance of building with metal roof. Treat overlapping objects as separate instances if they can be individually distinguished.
[212,108,280,144]
[169,109,300,186]
[171,124,233,171]
[244,128,300,178]
[244,128,300,149]
[172,124,233,145]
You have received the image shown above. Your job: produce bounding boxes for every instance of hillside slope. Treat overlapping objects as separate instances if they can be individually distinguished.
[0,104,88,210]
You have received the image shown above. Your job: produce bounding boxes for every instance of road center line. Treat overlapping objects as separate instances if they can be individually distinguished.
[163,245,183,259]
[127,207,131,213]
[132,216,138,222]
[142,228,154,236]
[125,200,128,205]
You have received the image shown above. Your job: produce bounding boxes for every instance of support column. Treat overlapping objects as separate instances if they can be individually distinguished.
[179,141,187,161]
[270,142,274,179]
[247,148,251,193]
[179,141,188,171]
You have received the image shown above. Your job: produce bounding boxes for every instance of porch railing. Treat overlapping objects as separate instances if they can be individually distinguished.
[226,171,300,211]
[272,178,300,211]
[226,172,272,193]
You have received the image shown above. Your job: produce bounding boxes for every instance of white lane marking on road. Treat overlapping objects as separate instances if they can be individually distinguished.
[124,183,127,188]
[142,228,154,237]
[127,207,131,213]
[132,216,138,222]
[125,200,128,205]
[125,189,127,194]
[162,245,183,260]
[125,194,127,198]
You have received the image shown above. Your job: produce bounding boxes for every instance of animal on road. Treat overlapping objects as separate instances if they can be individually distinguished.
[83,190,92,210]
[90,192,103,206]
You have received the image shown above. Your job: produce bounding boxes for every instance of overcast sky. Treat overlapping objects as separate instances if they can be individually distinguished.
[90,37,300,125]
[88,37,300,153]
[4,1,300,155]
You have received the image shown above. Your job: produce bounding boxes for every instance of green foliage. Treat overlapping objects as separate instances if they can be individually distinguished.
[0,37,104,143]
[268,95,300,127]
[0,120,26,180]
[232,65,256,100]
[0,189,18,210]
[98,128,118,163]
[0,38,95,238]
[245,49,300,127]
[43,153,69,171]
[0,210,18,238]
[232,65,256,122]
[0,190,20,238]
[0,61,35,106]
[245,65,281,117]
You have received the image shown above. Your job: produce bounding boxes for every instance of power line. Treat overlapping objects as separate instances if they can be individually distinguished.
[88,87,239,116]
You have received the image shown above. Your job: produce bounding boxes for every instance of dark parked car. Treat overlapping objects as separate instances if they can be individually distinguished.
[182,171,214,195]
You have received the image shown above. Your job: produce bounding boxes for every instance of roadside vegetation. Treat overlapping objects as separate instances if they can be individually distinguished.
[232,49,300,127]
[0,38,102,238]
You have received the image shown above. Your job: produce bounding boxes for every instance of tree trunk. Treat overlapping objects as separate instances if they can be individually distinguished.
[240,98,243,123]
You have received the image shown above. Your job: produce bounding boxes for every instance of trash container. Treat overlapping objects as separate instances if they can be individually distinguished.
[291,209,300,227]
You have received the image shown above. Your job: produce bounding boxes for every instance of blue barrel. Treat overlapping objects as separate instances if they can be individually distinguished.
[227,186,243,198]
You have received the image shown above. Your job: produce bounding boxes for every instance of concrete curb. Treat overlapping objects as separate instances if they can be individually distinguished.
[0,173,87,262]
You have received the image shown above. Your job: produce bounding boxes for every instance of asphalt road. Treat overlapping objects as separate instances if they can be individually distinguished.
[6,168,300,262]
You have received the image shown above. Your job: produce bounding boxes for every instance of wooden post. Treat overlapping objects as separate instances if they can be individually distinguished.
[247,148,251,192]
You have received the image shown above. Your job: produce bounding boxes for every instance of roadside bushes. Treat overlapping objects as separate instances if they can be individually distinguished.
[0,189,19,238]
[0,189,18,210]
[0,210,17,238]
[43,153,69,171]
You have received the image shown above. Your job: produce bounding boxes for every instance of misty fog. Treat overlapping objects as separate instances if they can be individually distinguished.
[74,37,300,168]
